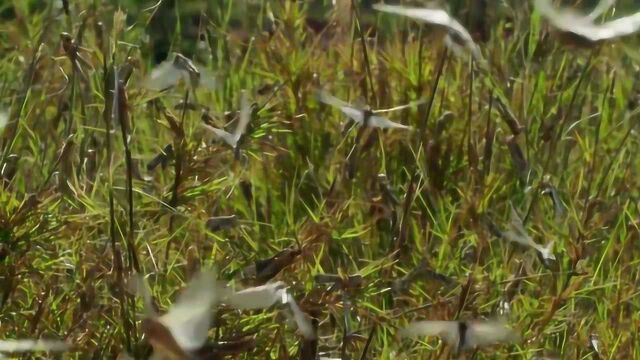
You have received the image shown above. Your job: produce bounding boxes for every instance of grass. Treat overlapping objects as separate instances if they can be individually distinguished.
[1,0,640,358]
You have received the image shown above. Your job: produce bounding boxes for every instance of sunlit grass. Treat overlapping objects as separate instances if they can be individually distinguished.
[0,0,639,358]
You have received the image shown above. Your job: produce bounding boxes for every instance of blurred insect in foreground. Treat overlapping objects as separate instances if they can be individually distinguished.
[399,319,519,354]
[131,271,221,359]
[222,281,316,340]
[317,90,419,130]
[133,271,316,351]
[0,339,69,356]
[372,4,484,64]
[202,90,252,156]
[145,52,217,91]
[130,271,270,359]
[535,0,640,46]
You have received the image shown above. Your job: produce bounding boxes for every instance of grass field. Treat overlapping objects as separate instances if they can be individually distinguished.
[1,0,640,358]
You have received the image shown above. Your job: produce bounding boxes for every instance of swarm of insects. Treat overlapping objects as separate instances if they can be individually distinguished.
[4,0,637,358]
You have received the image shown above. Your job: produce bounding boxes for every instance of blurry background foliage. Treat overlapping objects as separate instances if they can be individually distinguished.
[4,0,638,64]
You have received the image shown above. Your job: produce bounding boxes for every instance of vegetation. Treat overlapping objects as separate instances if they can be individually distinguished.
[1,0,639,358]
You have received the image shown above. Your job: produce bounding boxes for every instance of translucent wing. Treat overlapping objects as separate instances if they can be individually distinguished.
[317,90,364,124]
[507,205,528,239]
[444,33,467,58]
[535,0,640,42]
[373,4,478,59]
[197,66,218,90]
[202,124,237,148]
[233,90,251,142]
[145,60,187,90]
[534,0,588,26]
[157,271,220,352]
[501,205,555,260]
[224,281,287,310]
[373,98,426,113]
[444,33,485,64]
[501,229,531,249]
[398,320,459,347]
[0,111,7,130]
[285,293,316,340]
[464,320,519,349]
[0,339,69,353]
[598,13,640,39]
[537,240,556,261]
[128,273,156,318]
[373,4,452,28]
[534,0,591,39]
[341,106,364,124]
[317,89,352,109]
[368,116,412,130]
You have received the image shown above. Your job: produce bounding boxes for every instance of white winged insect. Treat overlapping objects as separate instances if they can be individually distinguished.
[222,282,316,339]
[373,3,484,63]
[399,319,519,353]
[222,281,287,310]
[145,53,217,91]
[132,271,221,359]
[0,339,69,354]
[502,204,555,261]
[317,90,416,130]
[202,90,252,150]
[535,0,640,45]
